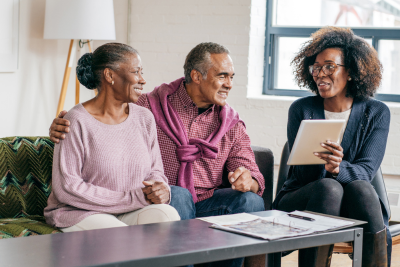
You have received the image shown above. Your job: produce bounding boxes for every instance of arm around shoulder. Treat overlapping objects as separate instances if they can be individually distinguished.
[50,110,71,143]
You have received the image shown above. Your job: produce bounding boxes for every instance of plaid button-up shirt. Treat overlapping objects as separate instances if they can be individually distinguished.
[137,81,265,202]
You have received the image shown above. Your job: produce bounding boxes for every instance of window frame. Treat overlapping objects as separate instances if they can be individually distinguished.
[263,0,400,102]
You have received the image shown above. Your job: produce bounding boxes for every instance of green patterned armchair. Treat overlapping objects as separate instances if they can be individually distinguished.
[0,137,61,239]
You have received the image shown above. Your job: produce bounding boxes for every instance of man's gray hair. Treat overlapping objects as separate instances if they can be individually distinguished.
[184,42,230,83]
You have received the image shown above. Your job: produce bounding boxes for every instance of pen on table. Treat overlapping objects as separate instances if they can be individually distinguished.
[287,214,315,221]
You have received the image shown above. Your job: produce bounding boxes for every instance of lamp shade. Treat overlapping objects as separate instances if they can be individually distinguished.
[44,0,116,40]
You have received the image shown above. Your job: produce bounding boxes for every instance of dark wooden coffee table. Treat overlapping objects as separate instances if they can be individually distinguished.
[0,210,365,267]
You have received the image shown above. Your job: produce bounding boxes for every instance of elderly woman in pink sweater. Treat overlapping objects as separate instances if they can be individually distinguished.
[44,43,180,232]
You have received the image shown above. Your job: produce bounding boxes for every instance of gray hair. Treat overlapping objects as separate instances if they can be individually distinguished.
[183,42,230,83]
[76,43,139,90]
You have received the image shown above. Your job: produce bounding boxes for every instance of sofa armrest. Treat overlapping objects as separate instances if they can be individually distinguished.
[251,146,274,210]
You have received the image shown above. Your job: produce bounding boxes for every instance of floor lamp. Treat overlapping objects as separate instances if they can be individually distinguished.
[43,0,116,117]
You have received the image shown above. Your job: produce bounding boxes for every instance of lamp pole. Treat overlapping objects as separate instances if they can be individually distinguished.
[44,0,116,116]
[56,39,93,117]
[56,40,76,116]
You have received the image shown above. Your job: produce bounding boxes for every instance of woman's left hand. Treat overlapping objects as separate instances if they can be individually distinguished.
[314,140,344,175]
[142,181,170,204]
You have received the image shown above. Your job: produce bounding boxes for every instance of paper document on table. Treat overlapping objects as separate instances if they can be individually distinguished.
[208,211,355,240]
[197,213,260,224]
[276,211,354,232]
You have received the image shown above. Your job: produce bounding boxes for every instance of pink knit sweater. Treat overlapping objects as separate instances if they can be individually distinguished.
[44,103,169,228]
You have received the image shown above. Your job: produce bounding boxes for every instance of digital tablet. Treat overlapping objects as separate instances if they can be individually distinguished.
[287,120,346,165]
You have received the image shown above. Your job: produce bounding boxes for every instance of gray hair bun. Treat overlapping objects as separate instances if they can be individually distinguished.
[76,53,97,89]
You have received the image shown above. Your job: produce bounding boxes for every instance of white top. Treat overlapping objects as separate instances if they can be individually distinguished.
[324,109,352,143]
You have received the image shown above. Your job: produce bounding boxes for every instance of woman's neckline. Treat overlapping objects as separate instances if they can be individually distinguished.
[324,108,352,114]
[78,103,133,127]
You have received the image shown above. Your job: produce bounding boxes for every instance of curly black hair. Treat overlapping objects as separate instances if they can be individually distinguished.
[292,27,382,99]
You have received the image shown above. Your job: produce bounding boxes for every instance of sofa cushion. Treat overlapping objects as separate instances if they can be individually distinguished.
[0,137,54,219]
[0,216,61,239]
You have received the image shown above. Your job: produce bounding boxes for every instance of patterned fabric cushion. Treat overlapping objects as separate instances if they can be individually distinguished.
[0,136,62,237]
[0,216,61,239]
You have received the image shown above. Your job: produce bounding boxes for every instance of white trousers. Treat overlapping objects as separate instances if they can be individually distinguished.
[61,204,180,232]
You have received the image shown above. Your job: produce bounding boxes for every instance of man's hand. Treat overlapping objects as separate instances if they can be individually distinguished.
[49,111,70,143]
[142,181,170,204]
[228,167,259,193]
[314,140,344,175]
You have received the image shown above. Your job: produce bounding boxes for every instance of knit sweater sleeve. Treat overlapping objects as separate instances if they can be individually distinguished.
[286,100,326,187]
[336,104,390,184]
[142,111,172,203]
[52,116,149,214]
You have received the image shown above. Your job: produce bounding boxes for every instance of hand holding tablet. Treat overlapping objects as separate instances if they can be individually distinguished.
[287,120,346,166]
[314,140,344,174]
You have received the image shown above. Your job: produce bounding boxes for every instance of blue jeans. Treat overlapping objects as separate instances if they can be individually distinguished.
[170,186,265,267]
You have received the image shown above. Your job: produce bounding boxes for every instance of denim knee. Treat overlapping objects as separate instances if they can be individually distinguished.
[169,186,196,220]
[170,185,193,202]
[232,192,265,213]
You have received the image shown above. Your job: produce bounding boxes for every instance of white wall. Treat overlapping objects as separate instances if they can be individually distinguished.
[128,0,400,176]
[0,0,128,138]
[1,0,399,176]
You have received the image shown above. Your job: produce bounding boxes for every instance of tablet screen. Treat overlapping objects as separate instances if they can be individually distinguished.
[287,120,346,165]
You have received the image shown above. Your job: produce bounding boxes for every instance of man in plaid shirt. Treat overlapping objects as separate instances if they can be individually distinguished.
[50,42,265,267]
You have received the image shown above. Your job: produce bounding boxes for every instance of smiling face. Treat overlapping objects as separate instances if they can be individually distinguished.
[313,48,350,99]
[111,53,146,103]
[197,53,234,107]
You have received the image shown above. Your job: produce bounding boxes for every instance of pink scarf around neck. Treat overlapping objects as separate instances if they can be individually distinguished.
[147,77,242,202]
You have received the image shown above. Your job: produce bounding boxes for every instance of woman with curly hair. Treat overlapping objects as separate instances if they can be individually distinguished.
[273,27,391,267]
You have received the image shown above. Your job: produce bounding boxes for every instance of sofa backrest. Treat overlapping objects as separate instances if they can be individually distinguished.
[0,137,54,218]
[0,137,275,218]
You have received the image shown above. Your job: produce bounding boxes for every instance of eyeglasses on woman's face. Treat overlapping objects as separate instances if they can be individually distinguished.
[309,62,345,77]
